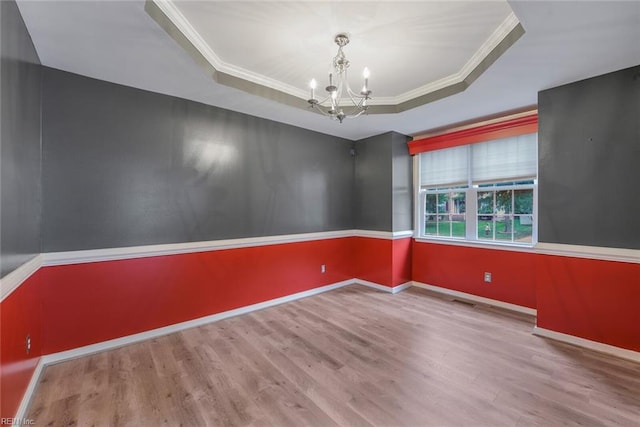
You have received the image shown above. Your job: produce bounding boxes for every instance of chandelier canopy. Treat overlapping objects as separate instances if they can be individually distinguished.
[307,33,372,123]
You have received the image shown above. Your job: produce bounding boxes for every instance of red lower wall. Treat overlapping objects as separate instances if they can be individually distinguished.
[412,240,639,352]
[412,241,537,308]
[353,237,393,286]
[40,237,355,354]
[392,238,412,286]
[535,255,640,352]
[3,235,637,417]
[353,237,412,287]
[1,270,43,419]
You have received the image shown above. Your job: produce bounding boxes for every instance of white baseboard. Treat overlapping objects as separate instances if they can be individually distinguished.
[533,326,640,363]
[10,274,410,418]
[13,279,353,419]
[411,281,537,316]
[13,357,45,425]
[391,282,413,294]
[26,277,408,371]
[354,279,412,294]
[13,277,638,421]
[42,279,354,366]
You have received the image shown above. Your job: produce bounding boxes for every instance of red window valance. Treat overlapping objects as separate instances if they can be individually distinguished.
[408,112,538,155]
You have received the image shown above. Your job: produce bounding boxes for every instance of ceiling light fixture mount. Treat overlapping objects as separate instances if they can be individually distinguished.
[307,33,371,123]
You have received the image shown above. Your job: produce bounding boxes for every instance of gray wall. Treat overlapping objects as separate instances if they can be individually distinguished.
[354,131,412,232]
[538,65,640,249]
[391,132,413,232]
[354,133,392,231]
[0,0,42,277]
[42,68,355,252]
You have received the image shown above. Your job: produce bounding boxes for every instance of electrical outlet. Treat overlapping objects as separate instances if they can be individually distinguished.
[321,264,326,274]
[26,334,31,355]
[484,272,492,283]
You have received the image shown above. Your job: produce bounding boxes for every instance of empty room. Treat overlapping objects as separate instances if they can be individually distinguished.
[1,1,639,425]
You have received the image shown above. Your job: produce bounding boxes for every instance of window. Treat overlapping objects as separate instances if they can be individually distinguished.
[417,132,537,245]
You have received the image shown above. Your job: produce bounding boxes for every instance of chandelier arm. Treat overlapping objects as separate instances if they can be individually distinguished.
[344,87,369,103]
[310,104,336,118]
[341,104,368,118]
[341,69,369,106]
[305,33,371,122]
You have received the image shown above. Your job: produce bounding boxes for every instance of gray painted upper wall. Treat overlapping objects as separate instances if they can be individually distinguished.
[391,132,413,232]
[353,133,393,232]
[0,0,42,277]
[538,65,640,249]
[42,68,354,252]
[353,131,412,232]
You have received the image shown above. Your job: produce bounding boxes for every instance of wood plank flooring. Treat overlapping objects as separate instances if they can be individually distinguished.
[27,285,640,426]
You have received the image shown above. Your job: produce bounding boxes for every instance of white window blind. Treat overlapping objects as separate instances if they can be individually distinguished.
[471,133,537,183]
[420,145,468,188]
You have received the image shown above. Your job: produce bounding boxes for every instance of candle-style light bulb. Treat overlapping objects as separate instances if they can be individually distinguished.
[309,79,317,99]
[363,67,370,92]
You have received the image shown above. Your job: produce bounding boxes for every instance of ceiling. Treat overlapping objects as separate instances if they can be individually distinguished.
[16,1,640,141]
[149,0,521,111]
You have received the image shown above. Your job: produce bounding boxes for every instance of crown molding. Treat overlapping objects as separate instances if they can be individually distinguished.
[146,0,524,115]
[375,12,522,107]
[149,0,308,99]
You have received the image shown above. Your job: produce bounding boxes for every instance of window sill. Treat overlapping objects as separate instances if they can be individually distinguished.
[414,236,536,253]
[414,236,640,263]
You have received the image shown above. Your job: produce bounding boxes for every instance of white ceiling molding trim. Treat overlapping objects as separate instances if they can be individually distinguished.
[374,12,522,106]
[145,0,310,111]
[149,0,309,100]
[146,0,523,115]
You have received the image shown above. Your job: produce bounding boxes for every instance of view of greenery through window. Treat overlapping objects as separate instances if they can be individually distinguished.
[423,181,535,244]
[419,131,537,245]
[425,191,466,238]
[476,183,534,243]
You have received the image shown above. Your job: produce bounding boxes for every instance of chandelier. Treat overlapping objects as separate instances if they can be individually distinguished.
[307,33,372,123]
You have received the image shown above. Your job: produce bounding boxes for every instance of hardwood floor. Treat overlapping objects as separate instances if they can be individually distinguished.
[27,285,640,426]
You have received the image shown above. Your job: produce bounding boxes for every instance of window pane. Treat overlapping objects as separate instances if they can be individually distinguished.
[451,192,465,237]
[478,217,493,240]
[477,191,493,215]
[515,216,533,243]
[451,192,466,214]
[496,190,512,214]
[424,191,467,238]
[451,217,466,237]
[514,189,533,214]
[425,214,437,235]
[425,193,437,214]
[437,193,449,214]
[439,219,452,237]
[495,215,513,240]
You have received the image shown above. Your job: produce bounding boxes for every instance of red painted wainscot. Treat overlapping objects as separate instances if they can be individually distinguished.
[412,240,537,309]
[40,237,355,354]
[353,237,412,288]
[535,254,640,353]
[0,269,43,419]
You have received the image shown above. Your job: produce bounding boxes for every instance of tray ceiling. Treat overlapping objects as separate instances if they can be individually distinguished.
[147,0,523,113]
[16,1,640,140]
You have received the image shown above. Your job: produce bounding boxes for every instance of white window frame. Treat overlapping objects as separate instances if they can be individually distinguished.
[414,140,538,247]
